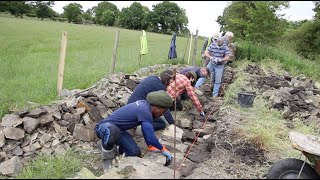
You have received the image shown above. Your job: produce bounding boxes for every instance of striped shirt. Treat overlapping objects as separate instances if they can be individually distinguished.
[207,42,230,59]
[166,73,203,112]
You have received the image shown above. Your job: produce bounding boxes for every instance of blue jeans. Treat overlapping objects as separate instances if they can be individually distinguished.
[95,123,141,157]
[196,61,224,96]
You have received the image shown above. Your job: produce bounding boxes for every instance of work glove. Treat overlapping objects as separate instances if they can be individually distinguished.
[200,111,206,118]
[148,145,161,153]
[213,58,223,64]
[161,146,172,160]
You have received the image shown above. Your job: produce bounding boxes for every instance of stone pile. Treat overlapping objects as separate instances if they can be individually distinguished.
[0,63,236,177]
[245,63,320,132]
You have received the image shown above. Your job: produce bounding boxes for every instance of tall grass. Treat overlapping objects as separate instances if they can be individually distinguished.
[236,40,320,81]
[0,16,205,118]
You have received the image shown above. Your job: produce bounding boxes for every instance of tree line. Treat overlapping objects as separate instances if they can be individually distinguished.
[0,1,190,36]
[217,1,320,60]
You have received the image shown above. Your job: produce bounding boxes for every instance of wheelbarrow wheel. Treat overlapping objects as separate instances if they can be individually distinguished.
[266,158,320,179]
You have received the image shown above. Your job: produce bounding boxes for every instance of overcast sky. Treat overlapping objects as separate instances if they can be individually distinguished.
[52,1,316,37]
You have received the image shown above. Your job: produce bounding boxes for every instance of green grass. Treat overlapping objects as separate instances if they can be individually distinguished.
[236,40,320,81]
[223,59,318,160]
[0,15,205,118]
[15,151,84,179]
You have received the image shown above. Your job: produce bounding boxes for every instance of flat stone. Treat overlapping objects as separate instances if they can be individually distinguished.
[83,113,93,125]
[0,131,5,148]
[186,151,211,163]
[73,167,97,179]
[0,152,8,162]
[88,107,103,122]
[58,120,70,127]
[22,117,39,134]
[39,113,54,126]
[1,114,22,127]
[40,147,52,156]
[161,125,183,142]
[26,108,47,118]
[51,139,60,147]
[75,107,86,116]
[54,144,67,156]
[3,127,25,140]
[99,96,117,108]
[61,127,68,137]
[179,118,192,129]
[39,133,52,145]
[96,103,109,119]
[0,156,23,176]
[52,111,62,120]
[12,146,23,156]
[72,124,95,142]
[98,156,180,179]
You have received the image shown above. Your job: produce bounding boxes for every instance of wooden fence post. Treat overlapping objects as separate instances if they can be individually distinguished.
[187,33,193,65]
[57,31,67,96]
[111,30,120,74]
[192,29,199,66]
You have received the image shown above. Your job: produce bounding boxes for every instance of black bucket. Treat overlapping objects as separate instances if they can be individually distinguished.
[238,92,256,107]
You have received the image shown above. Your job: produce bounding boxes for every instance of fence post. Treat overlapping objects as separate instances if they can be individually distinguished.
[111,30,120,74]
[187,33,193,65]
[192,29,199,66]
[57,31,67,96]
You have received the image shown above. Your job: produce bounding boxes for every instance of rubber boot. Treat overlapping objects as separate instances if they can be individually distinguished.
[100,143,116,173]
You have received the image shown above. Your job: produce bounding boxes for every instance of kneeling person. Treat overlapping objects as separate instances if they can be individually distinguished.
[95,90,173,173]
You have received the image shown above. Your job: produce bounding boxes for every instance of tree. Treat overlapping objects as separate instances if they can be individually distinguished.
[94,1,119,26]
[118,2,149,30]
[313,1,320,19]
[0,1,9,12]
[6,1,33,18]
[63,3,83,23]
[147,1,188,34]
[82,8,93,21]
[217,1,289,44]
[35,1,55,20]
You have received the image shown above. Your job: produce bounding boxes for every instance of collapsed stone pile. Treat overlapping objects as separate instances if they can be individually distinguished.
[0,63,236,178]
[245,64,320,132]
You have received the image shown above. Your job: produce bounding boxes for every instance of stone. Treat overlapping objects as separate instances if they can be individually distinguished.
[52,121,61,134]
[0,156,23,176]
[40,133,52,145]
[73,124,95,142]
[54,144,66,156]
[83,113,93,125]
[58,120,70,127]
[51,139,60,147]
[96,103,109,119]
[26,108,47,118]
[98,156,180,179]
[12,146,23,156]
[178,118,192,129]
[40,148,52,156]
[119,93,131,106]
[0,152,8,162]
[88,107,103,122]
[186,151,211,163]
[192,129,209,137]
[52,111,62,120]
[0,131,5,148]
[61,127,68,137]
[3,127,25,140]
[99,97,117,108]
[282,106,293,119]
[62,112,80,124]
[39,113,54,125]
[75,107,86,116]
[192,120,203,129]
[161,125,183,142]
[73,167,97,179]
[22,117,39,134]
[1,114,22,127]
[182,130,197,142]
[125,79,137,91]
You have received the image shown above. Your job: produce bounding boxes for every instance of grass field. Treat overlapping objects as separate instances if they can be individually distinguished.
[0,15,205,118]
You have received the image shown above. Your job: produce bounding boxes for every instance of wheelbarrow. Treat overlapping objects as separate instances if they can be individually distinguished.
[266,131,320,179]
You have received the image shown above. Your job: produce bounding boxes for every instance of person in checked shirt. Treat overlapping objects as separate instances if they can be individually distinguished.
[166,71,206,118]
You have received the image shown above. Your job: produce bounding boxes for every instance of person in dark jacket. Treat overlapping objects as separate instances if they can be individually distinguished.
[95,90,173,173]
[179,66,210,86]
[127,70,175,131]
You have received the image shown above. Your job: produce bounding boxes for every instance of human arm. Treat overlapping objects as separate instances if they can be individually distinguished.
[183,79,203,113]
[163,109,174,124]
[141,121,163,150]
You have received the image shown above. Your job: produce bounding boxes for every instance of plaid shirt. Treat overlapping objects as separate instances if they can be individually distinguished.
[166,73,203,112]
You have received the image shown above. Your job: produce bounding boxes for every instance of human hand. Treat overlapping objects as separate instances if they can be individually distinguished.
[200,111,206,118]
[161,146,172,166]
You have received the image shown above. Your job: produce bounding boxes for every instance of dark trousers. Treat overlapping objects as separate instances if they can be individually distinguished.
[95,123,142,157]
[153,117,167,131]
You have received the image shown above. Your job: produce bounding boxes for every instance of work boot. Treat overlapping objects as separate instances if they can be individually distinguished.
[100,142,117,173]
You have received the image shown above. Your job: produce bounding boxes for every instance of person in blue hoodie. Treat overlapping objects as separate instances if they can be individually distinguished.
[127,70,175,131]
[95,90,173,173]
